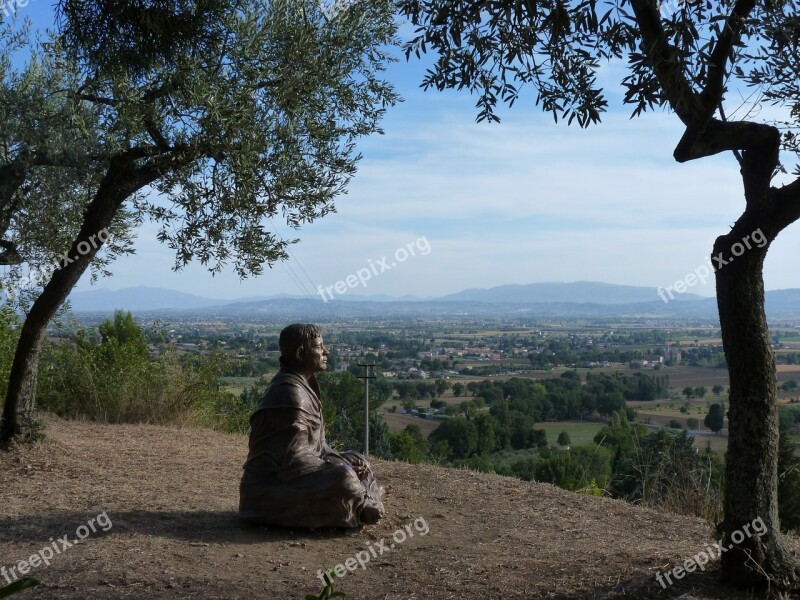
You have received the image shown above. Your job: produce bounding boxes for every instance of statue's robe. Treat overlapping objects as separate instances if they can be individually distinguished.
[239,368,384,528]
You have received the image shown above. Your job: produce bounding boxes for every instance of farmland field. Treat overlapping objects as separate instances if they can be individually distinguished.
[628,398,723,419]
[661,366,730,388]
[381,410,441,438]
[533,421,605,446]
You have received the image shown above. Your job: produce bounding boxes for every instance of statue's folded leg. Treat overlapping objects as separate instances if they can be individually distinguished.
[331,450,384,519]
[240,460,383,528]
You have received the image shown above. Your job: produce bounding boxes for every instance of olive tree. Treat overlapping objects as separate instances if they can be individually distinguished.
[399,0,800,589]
[0,0,399,443]
[0,22,137,425]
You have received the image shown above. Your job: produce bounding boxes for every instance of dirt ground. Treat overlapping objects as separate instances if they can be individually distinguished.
[0,416,796,600]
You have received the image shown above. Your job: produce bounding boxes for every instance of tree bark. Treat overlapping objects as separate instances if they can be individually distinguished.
[716,220,800,588]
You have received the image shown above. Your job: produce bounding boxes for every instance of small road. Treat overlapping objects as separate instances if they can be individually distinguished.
[641,422,727,438]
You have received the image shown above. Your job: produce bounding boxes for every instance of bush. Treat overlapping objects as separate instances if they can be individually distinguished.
[508,456,538,481]
[535,452,589,490]
[535,445,612,491]
[390,425,429,463]
[37,312,239,430]
[0,307,20,401]
[429,418,478,459]
[611,429,722,521]
[557,430,571,446]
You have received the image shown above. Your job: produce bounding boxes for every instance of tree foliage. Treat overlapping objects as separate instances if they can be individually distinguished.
[50,0,401,276]
[0,0,401,442]
[390,424,429,463]
[705,402,725,433]
[318,371,393,457]
[557,430,571,446]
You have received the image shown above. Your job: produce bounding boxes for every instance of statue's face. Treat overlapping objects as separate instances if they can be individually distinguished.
[301,335,329,374]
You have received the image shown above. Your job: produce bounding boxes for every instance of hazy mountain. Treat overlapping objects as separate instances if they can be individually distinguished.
[67,286,234,312]
[337,293,430,302]
[765,289,800,316]
[441,281,707,304]
[65,283,800,319]
[195,297,722,320]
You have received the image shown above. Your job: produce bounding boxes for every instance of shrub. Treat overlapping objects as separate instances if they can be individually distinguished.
[37,313,238,430]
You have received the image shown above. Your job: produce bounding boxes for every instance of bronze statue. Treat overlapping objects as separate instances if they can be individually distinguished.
[239,323,384,528]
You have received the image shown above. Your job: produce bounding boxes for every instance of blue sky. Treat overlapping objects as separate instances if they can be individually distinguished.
[16,2,800,301]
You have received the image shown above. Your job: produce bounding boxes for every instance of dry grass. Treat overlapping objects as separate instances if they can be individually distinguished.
[0,415,797,599]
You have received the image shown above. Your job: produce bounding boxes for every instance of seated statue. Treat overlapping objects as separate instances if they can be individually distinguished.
[239,323,385,528]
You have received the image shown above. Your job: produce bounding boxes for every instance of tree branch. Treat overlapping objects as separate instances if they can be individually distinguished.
[0,159,28,251]
[630,0,762,165]
[628,0,702,125]
[143,117,171,152]
[771,175,800,235]
[70,92,117,106]
[699,0,757,116]
[0,240,22,265]
[673,118,779,162]
[673,0,759,162]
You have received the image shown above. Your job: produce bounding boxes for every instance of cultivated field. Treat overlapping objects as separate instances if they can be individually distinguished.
[533,421,605,446]
[380,410,441,438]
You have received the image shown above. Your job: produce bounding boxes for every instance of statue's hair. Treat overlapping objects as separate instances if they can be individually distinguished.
[279,323,322,369]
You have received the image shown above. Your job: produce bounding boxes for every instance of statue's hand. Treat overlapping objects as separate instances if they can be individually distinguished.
[346,453,369,476]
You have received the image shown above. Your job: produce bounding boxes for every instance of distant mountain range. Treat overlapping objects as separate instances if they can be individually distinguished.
[64,282,800,320]
[67,286,271,311]
[440,281,706,304]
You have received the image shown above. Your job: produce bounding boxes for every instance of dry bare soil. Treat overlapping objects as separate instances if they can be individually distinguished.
[0,416,795,600]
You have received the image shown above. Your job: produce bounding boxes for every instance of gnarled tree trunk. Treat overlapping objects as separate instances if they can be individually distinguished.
[0,160,138,445]
[715,220,799,588]
[0,150,196,447]
[0,197,122,445]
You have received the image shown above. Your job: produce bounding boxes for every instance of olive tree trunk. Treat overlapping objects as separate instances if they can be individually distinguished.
[0,201,122,444]
[0,149,198,446]
[715,143,800,588]
[715,232,796,588]
[0,153,178,446]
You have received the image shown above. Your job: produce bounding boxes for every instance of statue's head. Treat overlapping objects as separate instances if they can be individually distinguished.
[279,323,327,373]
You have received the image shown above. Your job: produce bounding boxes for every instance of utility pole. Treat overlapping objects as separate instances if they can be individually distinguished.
[356,363,375,456]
